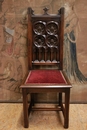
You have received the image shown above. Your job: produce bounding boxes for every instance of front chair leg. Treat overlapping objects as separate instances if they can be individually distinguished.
[64,89,70,129]
[22,88,29,128]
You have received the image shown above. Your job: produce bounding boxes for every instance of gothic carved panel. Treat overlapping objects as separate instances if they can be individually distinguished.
[33,20,59,63]
[46,21,59,35]
[33,21,46,35]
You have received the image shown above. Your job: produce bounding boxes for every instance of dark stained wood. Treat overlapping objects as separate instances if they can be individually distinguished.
[21,7,72,129]
[28,7,33,69]
[28,7,63,69]
[59,7,64,70]
[22,89,29,128]
[64,89,70,128]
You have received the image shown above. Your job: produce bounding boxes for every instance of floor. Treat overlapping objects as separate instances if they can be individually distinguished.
[0,104,87,130]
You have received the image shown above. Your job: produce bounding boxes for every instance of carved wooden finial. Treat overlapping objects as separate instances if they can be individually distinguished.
[43,7,49,15]
[28,7,34,15]
[31,9,34,15]
[57,10,60,15]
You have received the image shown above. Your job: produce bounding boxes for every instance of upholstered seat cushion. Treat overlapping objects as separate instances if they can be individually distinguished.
[25,70,67,84]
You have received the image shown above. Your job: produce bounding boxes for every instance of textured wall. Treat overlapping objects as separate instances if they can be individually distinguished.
[0,0,87,102]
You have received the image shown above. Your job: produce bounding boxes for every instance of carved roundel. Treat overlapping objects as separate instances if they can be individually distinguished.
[33,21,46,35]
[46,35,59,47]
[46,21,59,35]
[34,35,46,47]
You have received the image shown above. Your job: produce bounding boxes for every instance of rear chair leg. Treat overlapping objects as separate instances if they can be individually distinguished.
[28,94,34,115]
[59,93,62,106]
[31,93,35,106]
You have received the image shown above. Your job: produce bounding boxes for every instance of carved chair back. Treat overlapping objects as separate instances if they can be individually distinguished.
[28,7,64,70]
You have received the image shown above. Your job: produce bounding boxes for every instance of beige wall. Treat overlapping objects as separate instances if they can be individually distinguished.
[0,0,87,102]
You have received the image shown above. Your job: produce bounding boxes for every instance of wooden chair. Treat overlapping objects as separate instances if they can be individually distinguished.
[20,7,72,129]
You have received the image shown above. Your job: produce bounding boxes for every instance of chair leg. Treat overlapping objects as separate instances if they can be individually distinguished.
[64,89,70,129]
[22,88,29,128]
[28,94,34,115]
[31,93,35,106]
[59,93,62,106]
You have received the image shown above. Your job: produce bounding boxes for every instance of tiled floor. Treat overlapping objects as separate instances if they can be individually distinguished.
[0,103,87,130]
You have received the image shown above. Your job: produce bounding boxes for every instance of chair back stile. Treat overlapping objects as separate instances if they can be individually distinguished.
[59,8,64,70]
[28,7,33,70]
